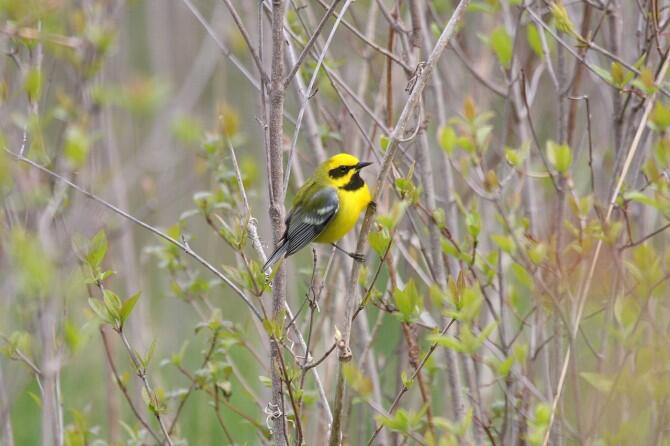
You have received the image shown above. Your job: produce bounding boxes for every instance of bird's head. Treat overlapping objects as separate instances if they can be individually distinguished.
[317,153,372,189]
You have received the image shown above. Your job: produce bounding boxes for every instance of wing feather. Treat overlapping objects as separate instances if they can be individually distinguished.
[284,186,338,256]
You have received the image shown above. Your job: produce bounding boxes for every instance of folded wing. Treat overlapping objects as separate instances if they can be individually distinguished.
[262,185,339,271]
[284,185,339,256]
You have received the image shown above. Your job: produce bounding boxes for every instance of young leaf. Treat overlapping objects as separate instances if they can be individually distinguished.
[546,141,573,174]
[102,289,122,321]
[650,102,670,131]
[24,68,42,101]
[550,2,576,34]
[88,298,113,325]
[580,372,614,394]
[86,230,108,270]
[64,125,91,169]
[527,23,544,58]
[379,135,390,151]
[490,26,513,68]
[119,292,141,326]
[394,280,423,323]
[491,234,515,254]
[342,363,372,399]
[437,125,457,154]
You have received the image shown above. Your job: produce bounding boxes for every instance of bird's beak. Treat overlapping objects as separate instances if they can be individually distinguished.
[356,161,372,170]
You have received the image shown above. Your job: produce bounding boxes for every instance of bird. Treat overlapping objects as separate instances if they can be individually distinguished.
[263,153,373,272]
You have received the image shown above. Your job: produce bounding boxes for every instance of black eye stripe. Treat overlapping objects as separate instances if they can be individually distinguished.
[328,164,356,178]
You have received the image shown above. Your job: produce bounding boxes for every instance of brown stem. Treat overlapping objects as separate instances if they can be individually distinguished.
[328,2,472,444]
[267,0,288,444]
[100,327,162,444]
[400,322,434,433]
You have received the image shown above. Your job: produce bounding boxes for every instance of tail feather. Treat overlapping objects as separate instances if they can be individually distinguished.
[263,240,288,272]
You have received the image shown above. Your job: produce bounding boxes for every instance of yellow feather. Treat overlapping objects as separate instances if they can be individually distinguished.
[264,153,373,271]
[314,181,371,243]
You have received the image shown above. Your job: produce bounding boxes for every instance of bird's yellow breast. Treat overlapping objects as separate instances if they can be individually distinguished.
[315,184,372,243]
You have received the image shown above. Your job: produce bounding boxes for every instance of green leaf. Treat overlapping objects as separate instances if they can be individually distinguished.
[428,333,465,352]
[465,210,480,237]
[496,355,515,378]
[144,338,157,368]
[86,230,108,270]
[0,145,14,191]
[505,147,525,167]
[171,115,203,145]
[592,64,614,85]
[490,26,513,68]
[546,141,572,174]
[614,295,640,336]
[394,280,423,323]
[441,238,459,256]
[624,191,662,209]
[527,23,544,58]
[9,228,54,296]
[119,292,141,325]
[650,102,670,131]
[379,135,390,152]
[477,321,497,345]
[580,372,614,394]
[512,263,534,290]
[432,208,446,228]
[376,407,427,434]
[550,2,575,34]
[491,234,515,254]
[368,229,391,256]
[437,125,457,155]
[459,287,483,321]
[342,363,372,399]
[64,125,91,169]
[103,289,122,321]
[24,68,42,101]
[632,66,657,94]
[528,242,547,265]
[88,298,113,325]
[400,370,414,389]
[63,320,83,353]
[610,62,634,88]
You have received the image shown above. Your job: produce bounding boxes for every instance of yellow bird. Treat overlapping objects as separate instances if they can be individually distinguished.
[263,153,373,271]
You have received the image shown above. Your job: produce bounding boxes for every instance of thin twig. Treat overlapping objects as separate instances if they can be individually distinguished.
[282,0,354,199]
[283,0,342,88]
[100,328,162,444]
[328,2,471,444]
[541,46,670,446]
[366,319,456,445]
[6,150,263,321]
[222,0,269,85]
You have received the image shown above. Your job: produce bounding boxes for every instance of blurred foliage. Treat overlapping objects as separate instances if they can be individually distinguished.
[3,0,670,445]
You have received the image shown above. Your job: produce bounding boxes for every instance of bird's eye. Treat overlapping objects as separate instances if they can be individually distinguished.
[338,166,347,174]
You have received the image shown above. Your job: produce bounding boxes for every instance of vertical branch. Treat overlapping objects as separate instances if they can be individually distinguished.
[415,0,465,420]
[552,11,570,446]
[267,1,289,445]
[0,364,13,446]
[328,2,471,444]
[566,3,593,147]
[39,302,63,446]
[542,47,670,446]
[609,0,624,155]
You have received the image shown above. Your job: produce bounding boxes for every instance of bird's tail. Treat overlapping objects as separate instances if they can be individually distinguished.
[263,240,288,273]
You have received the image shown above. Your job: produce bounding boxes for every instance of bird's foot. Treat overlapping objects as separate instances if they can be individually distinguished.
[331,243,366,263]
[349,252,366,263]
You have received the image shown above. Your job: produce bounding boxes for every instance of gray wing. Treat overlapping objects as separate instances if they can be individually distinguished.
[284,186,339,256]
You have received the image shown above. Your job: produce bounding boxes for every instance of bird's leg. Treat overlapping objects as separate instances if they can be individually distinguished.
[331,243,365,263]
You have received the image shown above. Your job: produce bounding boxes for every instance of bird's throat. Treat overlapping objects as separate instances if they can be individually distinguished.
[340,172,364,191]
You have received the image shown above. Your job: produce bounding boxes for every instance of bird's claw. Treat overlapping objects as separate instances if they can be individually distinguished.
[349,252,366,263]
